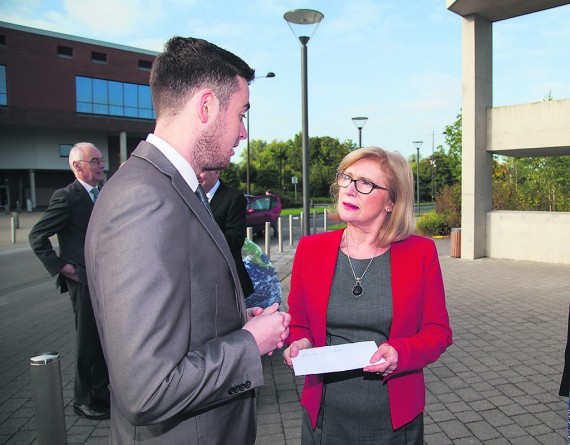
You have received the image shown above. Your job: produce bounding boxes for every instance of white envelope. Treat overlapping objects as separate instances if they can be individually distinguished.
[291,341,386,376]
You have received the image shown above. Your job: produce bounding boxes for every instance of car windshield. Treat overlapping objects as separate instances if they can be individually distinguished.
[249,197,271,211]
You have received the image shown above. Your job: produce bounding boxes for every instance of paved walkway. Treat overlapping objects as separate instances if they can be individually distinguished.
[0,211,568,444]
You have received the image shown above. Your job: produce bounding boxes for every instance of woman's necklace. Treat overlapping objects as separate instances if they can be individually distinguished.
[345,232,379,297]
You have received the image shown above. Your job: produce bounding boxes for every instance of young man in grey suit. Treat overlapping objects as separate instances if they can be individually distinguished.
[29,142,110,420]
[85,37,290,444]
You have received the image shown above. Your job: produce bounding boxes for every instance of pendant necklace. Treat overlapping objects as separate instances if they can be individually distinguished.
[345,232,379,297]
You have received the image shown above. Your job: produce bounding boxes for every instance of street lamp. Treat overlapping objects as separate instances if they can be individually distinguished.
[413,141,423,216]
[430,158,437,201]
[352,117,368,148]
[284,8,324,236]
[246,72,275,195]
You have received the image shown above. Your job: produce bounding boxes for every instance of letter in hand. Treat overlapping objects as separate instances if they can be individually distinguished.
[243,303,291,356]
[283,338,312,370]
[363,343,398,377]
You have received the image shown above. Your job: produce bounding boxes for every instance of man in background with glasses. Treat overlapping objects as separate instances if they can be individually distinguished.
[29,142,110,420]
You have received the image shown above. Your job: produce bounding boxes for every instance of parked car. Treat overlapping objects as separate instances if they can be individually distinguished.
[245,195,282,236]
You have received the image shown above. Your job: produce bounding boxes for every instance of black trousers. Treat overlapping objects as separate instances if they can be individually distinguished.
[66,278,109,406]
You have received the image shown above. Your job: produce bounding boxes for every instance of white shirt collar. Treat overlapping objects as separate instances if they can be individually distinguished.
[77,178,96,194]
[146,133,199,192]
[206,180,221,201]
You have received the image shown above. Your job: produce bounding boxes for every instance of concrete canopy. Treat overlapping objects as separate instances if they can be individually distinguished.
[447,0,570,22]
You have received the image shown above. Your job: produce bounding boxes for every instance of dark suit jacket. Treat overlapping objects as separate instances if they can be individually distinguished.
[85,141,263,444]
[29,179,94,291]
[210,181,254,298]
[286,230,453,430]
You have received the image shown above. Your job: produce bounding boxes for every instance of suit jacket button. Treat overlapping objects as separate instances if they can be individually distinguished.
[239,384,245,391]
[245,381,251,389]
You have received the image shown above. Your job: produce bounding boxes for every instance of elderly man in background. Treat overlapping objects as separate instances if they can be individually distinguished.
[29,142,110,420]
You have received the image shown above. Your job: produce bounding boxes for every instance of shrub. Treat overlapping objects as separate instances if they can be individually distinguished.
[435,183,461,228]
[416,212,450,237]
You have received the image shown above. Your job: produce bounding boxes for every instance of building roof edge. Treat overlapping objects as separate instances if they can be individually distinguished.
[0,21,159,56]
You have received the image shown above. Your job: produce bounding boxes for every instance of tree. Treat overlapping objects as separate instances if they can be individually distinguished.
[443,112,462,182]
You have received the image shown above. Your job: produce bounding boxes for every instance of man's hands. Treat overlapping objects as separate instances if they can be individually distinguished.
[282,338,312,369]
[60,263,78,281]
[243,303,291,356]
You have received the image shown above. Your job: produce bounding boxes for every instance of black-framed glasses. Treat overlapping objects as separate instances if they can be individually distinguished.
[336,172,388,195]
[78,157,105,166]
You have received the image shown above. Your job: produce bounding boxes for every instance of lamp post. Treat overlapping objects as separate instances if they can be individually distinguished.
[246,72,275,195]
[284,8,324,236]
[413,141,423,216]
[352,117,368,148]
[430,158,436,201]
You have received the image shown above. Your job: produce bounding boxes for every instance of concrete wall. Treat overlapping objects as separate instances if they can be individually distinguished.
[0,128,108,170]
[488,98,570,157]
[487,211,570,264]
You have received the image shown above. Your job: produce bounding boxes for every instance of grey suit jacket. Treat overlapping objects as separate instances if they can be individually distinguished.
[85,141,263,444]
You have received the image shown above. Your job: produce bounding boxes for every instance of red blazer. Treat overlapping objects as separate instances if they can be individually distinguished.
[286,229,453,430]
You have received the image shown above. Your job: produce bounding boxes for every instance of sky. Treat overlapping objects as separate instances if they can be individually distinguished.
[1,1,569,161]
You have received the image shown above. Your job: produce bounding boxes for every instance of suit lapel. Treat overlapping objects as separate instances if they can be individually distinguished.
[72,180,95,211]
[209,181,227,213]
[132,142,245,317]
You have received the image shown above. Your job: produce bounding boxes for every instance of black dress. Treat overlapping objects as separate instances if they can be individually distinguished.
[301,250,422,445]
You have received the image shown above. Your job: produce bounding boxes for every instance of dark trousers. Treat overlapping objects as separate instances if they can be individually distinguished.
[66,278,109,406]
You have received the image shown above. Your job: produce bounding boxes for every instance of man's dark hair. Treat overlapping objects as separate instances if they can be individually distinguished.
[150,37,255,117]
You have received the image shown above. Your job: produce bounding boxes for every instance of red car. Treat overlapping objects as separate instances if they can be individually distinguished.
[246,195,282,236]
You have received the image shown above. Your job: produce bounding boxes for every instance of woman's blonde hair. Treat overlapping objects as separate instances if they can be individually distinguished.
[329,146,415,245]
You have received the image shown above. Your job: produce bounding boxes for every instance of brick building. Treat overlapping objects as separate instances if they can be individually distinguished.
[0,21,157,209]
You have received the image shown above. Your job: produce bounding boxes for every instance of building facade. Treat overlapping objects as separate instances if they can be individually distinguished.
[0,22,157,209]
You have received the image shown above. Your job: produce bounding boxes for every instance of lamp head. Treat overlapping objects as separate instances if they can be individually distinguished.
[352,117,368,130]
[284,9,324,42]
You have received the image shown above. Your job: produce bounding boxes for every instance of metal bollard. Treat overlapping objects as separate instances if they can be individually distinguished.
[11,216,17,243]
[289,215,293,246]
[246,227,253,241]
[324,208,328,232]
[278,217,283,253]
[30,353,67,445]
[264,222,271,258]
[313,210,317,234]
[12,212,19,229]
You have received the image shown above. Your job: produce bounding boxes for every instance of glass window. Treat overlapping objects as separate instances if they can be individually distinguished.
[108,81,123,106]
[91,51,107,63]
[59,144,73,157]
[57,46,73,58]
[75,76,154,119]
[76,76,92,101]
[124,83,137,107]
[0,65,6,106]
[138,60,152,71]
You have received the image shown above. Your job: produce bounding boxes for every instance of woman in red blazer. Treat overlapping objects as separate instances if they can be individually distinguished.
[284,147,452,444]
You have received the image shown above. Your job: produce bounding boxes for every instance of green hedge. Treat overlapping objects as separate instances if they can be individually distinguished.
[416,212,451,237]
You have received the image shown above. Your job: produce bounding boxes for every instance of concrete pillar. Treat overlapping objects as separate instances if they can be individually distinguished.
[120,131,128,165]
[461,15,493,259]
